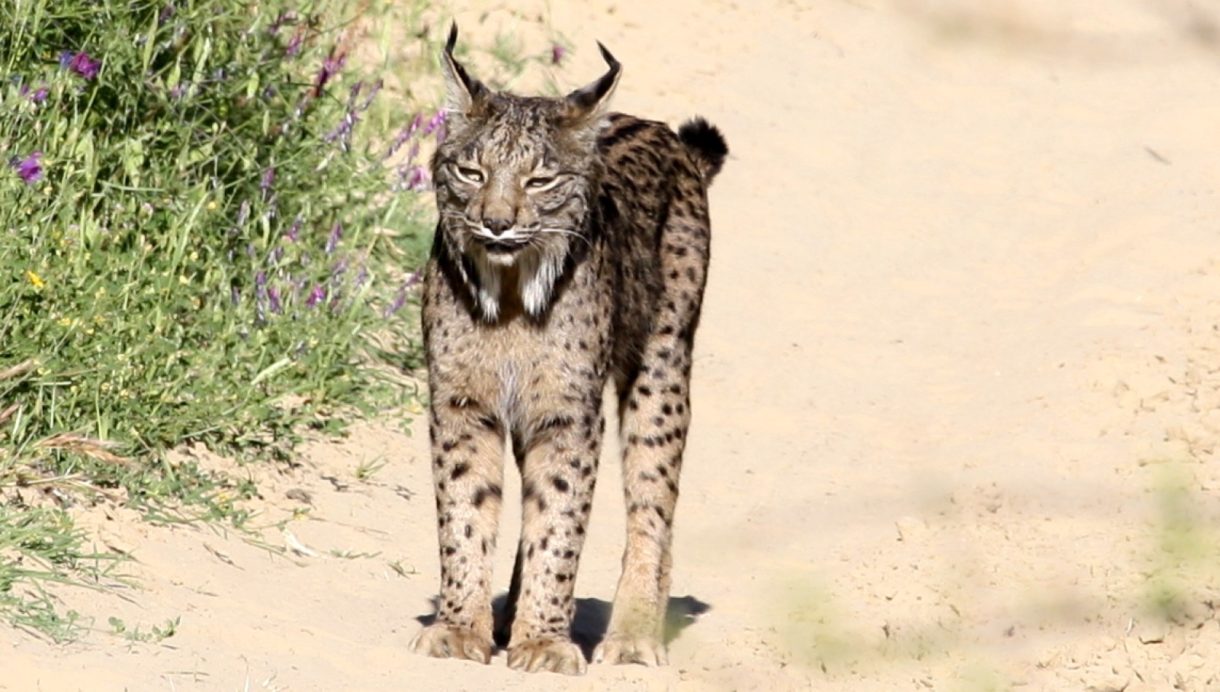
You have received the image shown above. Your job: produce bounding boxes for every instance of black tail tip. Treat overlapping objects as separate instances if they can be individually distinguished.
[678,117,728,182]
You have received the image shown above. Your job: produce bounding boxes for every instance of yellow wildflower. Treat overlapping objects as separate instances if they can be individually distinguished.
[26,270,45,289]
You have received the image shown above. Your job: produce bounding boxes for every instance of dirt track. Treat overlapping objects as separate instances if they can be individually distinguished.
[6,1,1220,689]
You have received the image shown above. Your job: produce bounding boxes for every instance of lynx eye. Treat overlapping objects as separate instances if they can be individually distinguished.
[524,175,559,191]
[454,165,485,184]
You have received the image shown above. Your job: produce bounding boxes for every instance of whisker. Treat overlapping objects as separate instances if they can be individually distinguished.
[538,227,591,248]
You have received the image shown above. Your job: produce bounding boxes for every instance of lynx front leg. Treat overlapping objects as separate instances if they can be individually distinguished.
[505,405,604,675]
[408,396,505,664]
[596,338,695,666]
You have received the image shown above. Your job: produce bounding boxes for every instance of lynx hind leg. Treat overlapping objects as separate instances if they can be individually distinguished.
[596,335,696,667]
[408,397,506,664]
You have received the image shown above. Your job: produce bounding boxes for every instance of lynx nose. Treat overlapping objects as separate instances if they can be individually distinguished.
[483,217,514,236]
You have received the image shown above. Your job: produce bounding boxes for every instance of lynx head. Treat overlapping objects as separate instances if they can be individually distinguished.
[432,24,620,321]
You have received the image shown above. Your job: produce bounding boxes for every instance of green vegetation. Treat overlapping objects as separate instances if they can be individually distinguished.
[1141,460,1220,623]
[0,0,443,636]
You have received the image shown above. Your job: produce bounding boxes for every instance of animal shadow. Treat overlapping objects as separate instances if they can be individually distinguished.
[569,595,712,660]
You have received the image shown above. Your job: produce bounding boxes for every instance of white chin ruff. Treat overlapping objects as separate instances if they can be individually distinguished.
[469,246,562,321]
[486,250,518,268]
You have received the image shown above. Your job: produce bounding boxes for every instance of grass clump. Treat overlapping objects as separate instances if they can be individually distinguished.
[1,0,442,635]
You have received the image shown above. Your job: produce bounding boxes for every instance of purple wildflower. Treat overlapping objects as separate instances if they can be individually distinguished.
[11,152,43,184]
[384,288,407,317]
[325,111,357,147]
[385,113,423,159]
[325,82,365,148]
[66,52,101,80]
[423,110,446,135]
[255,271,267,288]
[383,272,421,317]
[360,79,383,111]
[286,30,304,57]
[397,165,429,191]
[15,81,48,104]
[423,110,448,144]
[58,51,72,68]
[306,285,326,308]
[260,167,276,194]
[551,43,567,65]
[285,215,302,242]
[268,286,282,313]
[313,52,346,95]
[325,223,342,254]
[409,167,429,190]
[159,4,175,24]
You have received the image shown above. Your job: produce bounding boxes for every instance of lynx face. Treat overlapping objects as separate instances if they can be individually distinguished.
[431,41,619,320]
[434,102,596,268]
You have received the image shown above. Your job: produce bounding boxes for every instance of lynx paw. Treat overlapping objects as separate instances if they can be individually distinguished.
[408,623,493,664]
[593,633,667,666]
[506,637,587,675]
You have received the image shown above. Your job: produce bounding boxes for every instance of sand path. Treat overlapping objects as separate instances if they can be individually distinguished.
[6,1,1220,689]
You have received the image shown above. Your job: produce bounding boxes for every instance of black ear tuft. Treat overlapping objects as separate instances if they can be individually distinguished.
[440,22,487,115]
[564,42,622,120]
[596,42,620,72]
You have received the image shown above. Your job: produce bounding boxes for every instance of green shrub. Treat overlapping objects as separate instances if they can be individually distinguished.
[0,0,439,633]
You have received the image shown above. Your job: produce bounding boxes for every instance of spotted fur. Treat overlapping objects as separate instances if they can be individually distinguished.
[407,25,726,675]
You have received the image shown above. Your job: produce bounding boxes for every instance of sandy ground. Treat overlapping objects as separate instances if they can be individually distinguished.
[6,0,1220,689]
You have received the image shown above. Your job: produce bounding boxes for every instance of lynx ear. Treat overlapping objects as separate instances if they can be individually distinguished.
[563,42,621,122]
[441,23,488,115]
